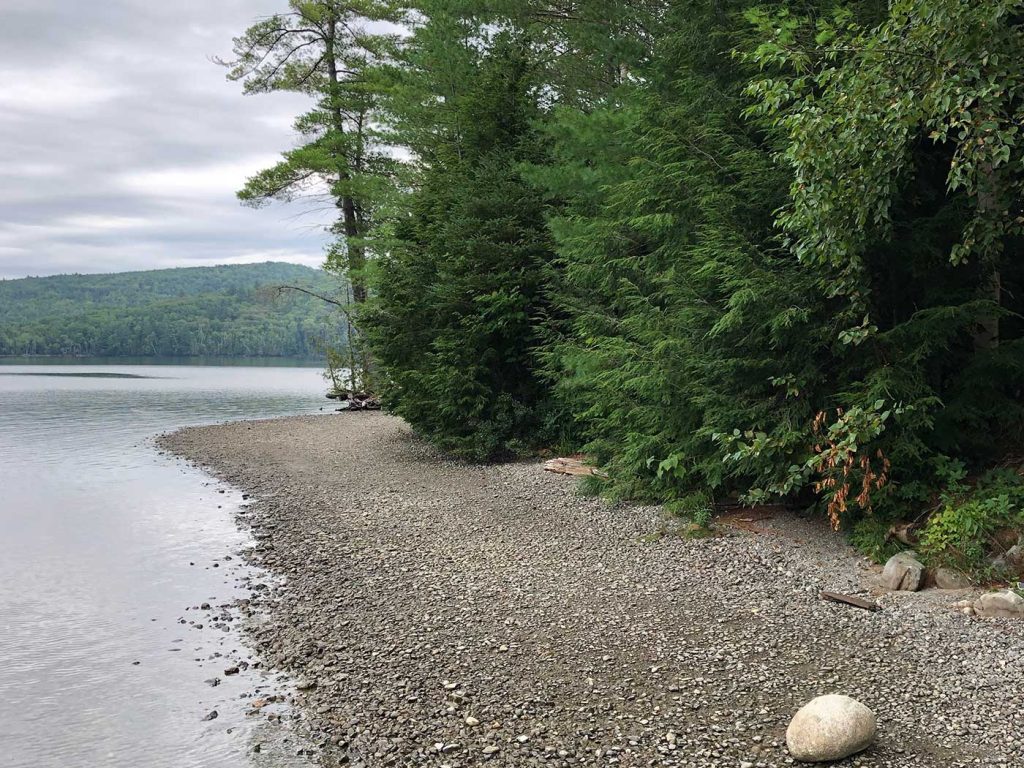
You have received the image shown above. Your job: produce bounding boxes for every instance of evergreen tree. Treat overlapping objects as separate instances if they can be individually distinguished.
[532,2,830,506]
[364,35,557,459]
[222,0,402,304]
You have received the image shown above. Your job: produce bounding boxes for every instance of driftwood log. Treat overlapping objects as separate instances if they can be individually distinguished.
[327,391,381,410]
[820,591,881,612]
[543,457,605,477]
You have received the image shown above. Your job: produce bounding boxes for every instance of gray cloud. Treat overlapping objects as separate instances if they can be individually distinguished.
[0,0,334,279]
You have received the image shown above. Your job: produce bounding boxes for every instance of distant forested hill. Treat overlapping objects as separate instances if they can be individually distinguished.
[0,262,345,358]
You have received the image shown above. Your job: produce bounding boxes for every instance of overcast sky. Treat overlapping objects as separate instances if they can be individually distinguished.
[0,0,334,279]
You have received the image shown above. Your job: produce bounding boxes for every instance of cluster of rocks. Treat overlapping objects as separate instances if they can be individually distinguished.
[952,590,1024,619]
[162,414,1024,767]
[881,550,1024,618]
[880,550,978,591]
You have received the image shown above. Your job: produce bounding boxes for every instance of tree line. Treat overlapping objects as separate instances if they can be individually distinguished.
[228,1,1024,566]
[0,262,344,358]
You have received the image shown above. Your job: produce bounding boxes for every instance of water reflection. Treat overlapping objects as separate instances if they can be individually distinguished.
[0,364,328,768]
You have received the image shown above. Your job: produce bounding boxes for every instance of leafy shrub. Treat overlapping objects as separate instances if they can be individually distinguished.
[849,517,904,565]
[919,469,1024,573]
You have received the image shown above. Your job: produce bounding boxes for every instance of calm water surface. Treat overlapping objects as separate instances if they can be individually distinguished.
[0,363,330,768]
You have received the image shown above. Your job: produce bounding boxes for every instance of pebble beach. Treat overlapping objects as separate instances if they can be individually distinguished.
[161,412,1024,768]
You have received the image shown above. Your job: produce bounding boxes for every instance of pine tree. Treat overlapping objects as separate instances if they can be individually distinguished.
[222,1,404,392]
[222,1,402,302]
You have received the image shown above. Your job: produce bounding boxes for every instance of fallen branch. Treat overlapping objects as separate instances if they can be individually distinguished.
[820,591,880,612]
[543,457,606,477]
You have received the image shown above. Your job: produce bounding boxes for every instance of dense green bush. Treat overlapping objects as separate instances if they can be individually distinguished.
[919,468,1024,573]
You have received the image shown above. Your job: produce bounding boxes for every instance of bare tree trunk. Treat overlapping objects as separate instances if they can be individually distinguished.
[975,163,1001,350]
[976,269,1001,350]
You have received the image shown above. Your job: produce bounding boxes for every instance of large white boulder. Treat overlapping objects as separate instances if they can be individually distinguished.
[786,694,876,763]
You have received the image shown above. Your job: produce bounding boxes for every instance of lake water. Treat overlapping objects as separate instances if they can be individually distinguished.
[0,362,330,768]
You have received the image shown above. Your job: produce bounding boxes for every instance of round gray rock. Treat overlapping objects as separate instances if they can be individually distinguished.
[786,694,876,763]
[933,566,972,590]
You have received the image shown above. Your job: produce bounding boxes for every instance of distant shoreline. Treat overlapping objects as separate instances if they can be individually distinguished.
[0,355,324,367]
[0,261,341,360]
[0,372,154,378]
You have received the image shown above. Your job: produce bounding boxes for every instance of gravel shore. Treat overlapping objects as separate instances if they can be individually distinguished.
[161,413,1024,768]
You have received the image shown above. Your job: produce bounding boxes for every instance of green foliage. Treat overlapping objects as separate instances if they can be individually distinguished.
[537,0,834,504]
[920,468,1024,572]
[721,400,900,528]
[525,0,1024,535]
[664,490,714,529]
[229,0,1024,572]
[849,517,904,565]
[0,263,342,358]
[734,0,1024,523]
[362,34,556,460]
[744,0,1024,274]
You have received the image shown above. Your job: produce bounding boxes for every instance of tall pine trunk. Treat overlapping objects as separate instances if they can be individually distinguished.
[325,13,367,304]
